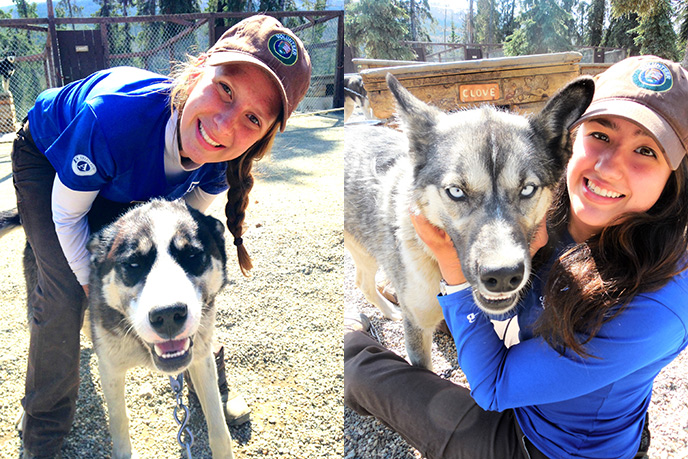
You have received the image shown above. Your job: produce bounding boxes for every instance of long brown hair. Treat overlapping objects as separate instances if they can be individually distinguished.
[534,159,688,357]
[170,55,281,276]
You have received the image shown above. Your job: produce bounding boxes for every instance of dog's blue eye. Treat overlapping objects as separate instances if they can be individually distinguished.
[520,184,537,198]
[446,187,465,201]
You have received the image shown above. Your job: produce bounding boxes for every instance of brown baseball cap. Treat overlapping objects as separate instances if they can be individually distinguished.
[572,55,688,170]
[206,15,312,131]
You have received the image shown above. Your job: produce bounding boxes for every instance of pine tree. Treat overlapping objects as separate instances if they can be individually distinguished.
[503,0,572,55]
[587,0,605,47]
[345,0,415,60]
[602,12,640,55]
[630,0,678,60]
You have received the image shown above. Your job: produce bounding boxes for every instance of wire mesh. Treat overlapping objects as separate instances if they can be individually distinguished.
[0,27,50,131]
[0,12,342,134]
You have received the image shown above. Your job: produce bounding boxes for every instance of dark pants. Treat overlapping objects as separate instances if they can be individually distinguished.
[11,123,137,456]
[344,330,548,459]
[12,123,87,456]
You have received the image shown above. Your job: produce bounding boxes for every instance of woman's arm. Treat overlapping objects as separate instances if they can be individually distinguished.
[411,211,687,410]
[52,176,98,287]
[441,289,687,411]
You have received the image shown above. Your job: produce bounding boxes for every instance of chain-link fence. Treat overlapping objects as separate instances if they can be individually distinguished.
[0,11,343,134]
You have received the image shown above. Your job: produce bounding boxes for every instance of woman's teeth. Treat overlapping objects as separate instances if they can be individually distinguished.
[587,179,622,198]
[199,122,221,147]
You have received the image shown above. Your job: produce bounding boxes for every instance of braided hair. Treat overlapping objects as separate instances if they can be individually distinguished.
[170,54,281,275]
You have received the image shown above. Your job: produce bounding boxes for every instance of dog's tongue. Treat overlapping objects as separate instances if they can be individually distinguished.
[155,338,189,355]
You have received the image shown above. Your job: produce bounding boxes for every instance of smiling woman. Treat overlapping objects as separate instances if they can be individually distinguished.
[178,64,282,166]
[566,116,673,242]
[10,14,311,459]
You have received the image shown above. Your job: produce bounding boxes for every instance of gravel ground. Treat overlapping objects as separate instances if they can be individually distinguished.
[0,113,344,458]
[341,114,688,459]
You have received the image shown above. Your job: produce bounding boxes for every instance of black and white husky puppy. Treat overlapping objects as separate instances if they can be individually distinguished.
[86,199,233,458]
[1,199,233,458]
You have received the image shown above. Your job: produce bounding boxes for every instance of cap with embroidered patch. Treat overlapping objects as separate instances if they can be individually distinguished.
[572,55,688,170]
[205,15,312,131]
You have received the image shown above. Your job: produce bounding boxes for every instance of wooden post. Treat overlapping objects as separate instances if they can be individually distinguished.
[333,11,344,109]
[46,0,62,86]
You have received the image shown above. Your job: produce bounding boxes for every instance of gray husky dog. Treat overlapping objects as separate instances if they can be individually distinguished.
[344,74,594,369]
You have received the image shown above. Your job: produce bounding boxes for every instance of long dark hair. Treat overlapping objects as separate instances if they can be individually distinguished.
[534,159,688,357]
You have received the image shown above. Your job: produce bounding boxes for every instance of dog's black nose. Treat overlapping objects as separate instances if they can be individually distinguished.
[149,303,188,338]
[480,263,524,293]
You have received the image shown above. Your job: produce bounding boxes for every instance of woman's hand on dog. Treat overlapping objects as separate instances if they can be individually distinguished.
[409,212,467,286]
[410,212,549,286]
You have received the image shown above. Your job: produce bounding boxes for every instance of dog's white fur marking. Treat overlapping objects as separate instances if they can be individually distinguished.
[132,218,202,342]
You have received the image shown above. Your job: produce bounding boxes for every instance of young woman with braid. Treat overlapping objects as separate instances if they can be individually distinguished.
[12,15,310,458]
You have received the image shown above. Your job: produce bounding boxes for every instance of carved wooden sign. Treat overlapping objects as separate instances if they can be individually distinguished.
[459,83,500,102]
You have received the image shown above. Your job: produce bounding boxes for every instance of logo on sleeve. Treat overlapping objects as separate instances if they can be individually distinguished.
[72,155,97,177]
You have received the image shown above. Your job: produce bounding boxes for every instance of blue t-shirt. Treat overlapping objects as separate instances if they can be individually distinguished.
[27,66,228,203]
[439,243,688,459]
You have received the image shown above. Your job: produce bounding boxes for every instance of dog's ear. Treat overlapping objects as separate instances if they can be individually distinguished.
[86,226,117,282]
[530,76,595,168]
[187,205,227,265]
[87,226,113,264]
[203,214,227,260]
[387,73,442,161]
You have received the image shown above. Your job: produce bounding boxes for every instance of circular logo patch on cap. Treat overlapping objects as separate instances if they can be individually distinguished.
[632,62,673,92]
[268,33,298,66]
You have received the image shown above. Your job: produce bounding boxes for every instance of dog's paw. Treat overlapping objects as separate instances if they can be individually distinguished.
[382,308,403,321]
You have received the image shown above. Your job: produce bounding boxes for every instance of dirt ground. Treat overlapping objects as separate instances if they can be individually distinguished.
[0,113,344,458]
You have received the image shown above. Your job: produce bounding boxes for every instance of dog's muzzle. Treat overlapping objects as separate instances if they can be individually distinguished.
[148,303,194,372]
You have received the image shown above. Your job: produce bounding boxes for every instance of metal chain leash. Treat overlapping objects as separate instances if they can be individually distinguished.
[169,373,194,459]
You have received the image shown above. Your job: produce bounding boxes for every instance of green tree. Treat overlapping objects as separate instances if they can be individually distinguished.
[602,11,640,55]
[497,0,517,42]
[503,0,573,55]
[475,0,497,44]
[587,0,605,47]
[401,0,434,42]
[629,0,678,60]
[609,0,679,59]
[679,1,688,66]
[569,0,588,46]
[12,0,38,19]
[55,0,84,20]
[345,0,416,60]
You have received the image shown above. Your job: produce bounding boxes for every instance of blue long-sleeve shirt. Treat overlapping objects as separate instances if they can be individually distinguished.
[439,252,688,458]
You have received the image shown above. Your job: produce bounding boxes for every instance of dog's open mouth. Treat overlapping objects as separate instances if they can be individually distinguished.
[154,337,191,359]
[150,337,193,371]
[474,291,520,318]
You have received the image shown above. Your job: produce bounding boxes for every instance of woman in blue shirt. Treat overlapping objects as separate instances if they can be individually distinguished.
[13,15,310,458]
[345,55,688,459]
